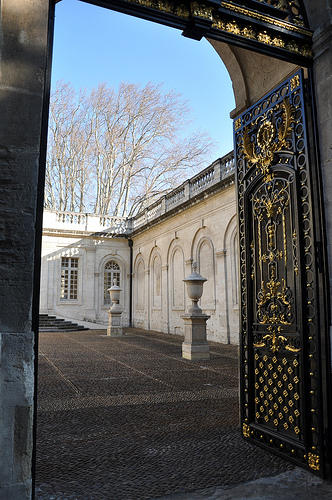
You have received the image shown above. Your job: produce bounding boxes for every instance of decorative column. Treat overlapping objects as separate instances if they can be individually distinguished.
[181,263,210,360]
[107,280,124,336]
[216,249,229,344]
[162,263,169,332]
[84,246,96,321]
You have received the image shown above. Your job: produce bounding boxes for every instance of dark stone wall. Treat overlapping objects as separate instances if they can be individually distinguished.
[0,1,52,498]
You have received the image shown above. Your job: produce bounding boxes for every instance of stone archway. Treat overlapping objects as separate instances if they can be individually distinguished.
[1,0,332,497]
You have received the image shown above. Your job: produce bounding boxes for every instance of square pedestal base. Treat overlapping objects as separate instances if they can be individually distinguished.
[107,326,123,337]
[181,313,210,360]
[182,341,210,360]
[107,311,123,337]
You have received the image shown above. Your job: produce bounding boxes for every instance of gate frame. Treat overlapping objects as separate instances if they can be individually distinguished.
[234,68,331,477]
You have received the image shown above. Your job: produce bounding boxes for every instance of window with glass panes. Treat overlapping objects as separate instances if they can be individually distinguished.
[60,257,78,300]
[104,261,120,305]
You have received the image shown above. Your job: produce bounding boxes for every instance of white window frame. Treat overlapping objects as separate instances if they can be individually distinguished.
[60,257,79,301]
[104,260,121,305]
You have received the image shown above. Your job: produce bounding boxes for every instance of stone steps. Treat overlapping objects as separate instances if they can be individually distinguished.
[39,314,89,332]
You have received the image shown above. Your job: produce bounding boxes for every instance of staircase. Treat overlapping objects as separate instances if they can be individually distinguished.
[39,314,89,332]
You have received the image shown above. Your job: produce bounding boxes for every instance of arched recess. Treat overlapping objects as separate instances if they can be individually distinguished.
[97,254,126,312]
[133,254,146,328]
[167,240,186,335]
[148,247,163,331]
[207,39,298,117]
[134,254,145,311]
[168,243,185,310]
[197,237,216,310]
[191,229,216,311]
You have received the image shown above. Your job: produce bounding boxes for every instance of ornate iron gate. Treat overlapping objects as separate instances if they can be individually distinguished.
[235,70,331,475]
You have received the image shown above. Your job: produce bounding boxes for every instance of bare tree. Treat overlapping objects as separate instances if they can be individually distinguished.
[45,81,215,216]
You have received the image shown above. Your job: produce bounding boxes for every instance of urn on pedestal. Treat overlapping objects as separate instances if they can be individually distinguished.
[181,263,210,360]
[107,279,124,336]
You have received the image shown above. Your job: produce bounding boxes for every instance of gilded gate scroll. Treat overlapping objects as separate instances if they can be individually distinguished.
[235,70,325,474]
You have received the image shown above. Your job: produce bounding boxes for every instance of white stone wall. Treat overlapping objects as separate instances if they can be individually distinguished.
[132,184,239,344]
[40,179,239,344]
[40,226,131,326]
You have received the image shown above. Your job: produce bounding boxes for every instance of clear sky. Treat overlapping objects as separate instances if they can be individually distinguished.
[51,0,235,164]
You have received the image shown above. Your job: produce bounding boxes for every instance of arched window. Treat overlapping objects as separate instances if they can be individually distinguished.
[104,260,120,305]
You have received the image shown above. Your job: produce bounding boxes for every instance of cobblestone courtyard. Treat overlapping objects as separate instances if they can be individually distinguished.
[35,328,295,499]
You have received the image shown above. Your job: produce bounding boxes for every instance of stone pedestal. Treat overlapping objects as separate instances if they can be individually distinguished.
[107,305,124,336]
[181,313,210,360]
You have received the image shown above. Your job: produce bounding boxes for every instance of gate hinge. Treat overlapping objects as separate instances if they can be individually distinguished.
[315,241,324,273]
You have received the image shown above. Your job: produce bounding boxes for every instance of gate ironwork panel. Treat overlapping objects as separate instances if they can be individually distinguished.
[235,70,330,475]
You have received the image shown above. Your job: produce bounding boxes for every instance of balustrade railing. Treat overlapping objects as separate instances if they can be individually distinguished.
[132,151,234,229]
[166,185,186,208]
[44,210,130,234]
[43,151,235,234]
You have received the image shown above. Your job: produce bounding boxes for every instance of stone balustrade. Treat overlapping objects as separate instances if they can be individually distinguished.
[43,151,235,234]
[132,151,234,229]
[43,210,131,235]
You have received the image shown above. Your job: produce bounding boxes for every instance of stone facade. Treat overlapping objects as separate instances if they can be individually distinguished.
[40,211,131,326]
[40,154,239,344]
[131,172,238,343]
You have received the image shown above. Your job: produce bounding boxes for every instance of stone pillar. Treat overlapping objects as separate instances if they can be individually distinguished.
[216,249,229,343]
[162,263,169,332]
[46,256,55,315]
[182,314,210,360]
[145,268,150,329]
[312,22,332,317]
[107,307,124,336]
[84,246,96,321]
[0,1,54,498]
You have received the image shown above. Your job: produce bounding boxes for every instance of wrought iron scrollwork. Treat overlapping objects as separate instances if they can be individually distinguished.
[236,70,324,473]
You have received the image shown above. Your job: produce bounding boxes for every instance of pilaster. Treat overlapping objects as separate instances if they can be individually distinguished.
[84,246,96,321]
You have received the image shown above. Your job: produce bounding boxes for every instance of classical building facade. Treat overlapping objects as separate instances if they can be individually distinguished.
[40,153,239,344]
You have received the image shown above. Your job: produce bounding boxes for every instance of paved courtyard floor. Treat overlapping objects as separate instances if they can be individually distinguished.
[35,328,331,499]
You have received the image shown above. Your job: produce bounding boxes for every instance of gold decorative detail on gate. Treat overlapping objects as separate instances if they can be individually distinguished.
[308,453,320,471]
[257,270,294,325]
[254,354,301,435]
[243,423,250,437]
[235,118,241,131]
[242,99,294,179]
[290,74,300,91]
[219,1,310,35]
[212,14,312,57]
[253,325,300,353]
[190,2,213,20]
[123,0,312,58]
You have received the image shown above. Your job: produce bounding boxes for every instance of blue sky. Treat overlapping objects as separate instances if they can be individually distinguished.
[51,0,235,163]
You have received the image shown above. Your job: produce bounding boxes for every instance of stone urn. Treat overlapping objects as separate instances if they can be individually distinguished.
[183,262,207,314]
[107,278,123,336]
[108,279,122,311]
